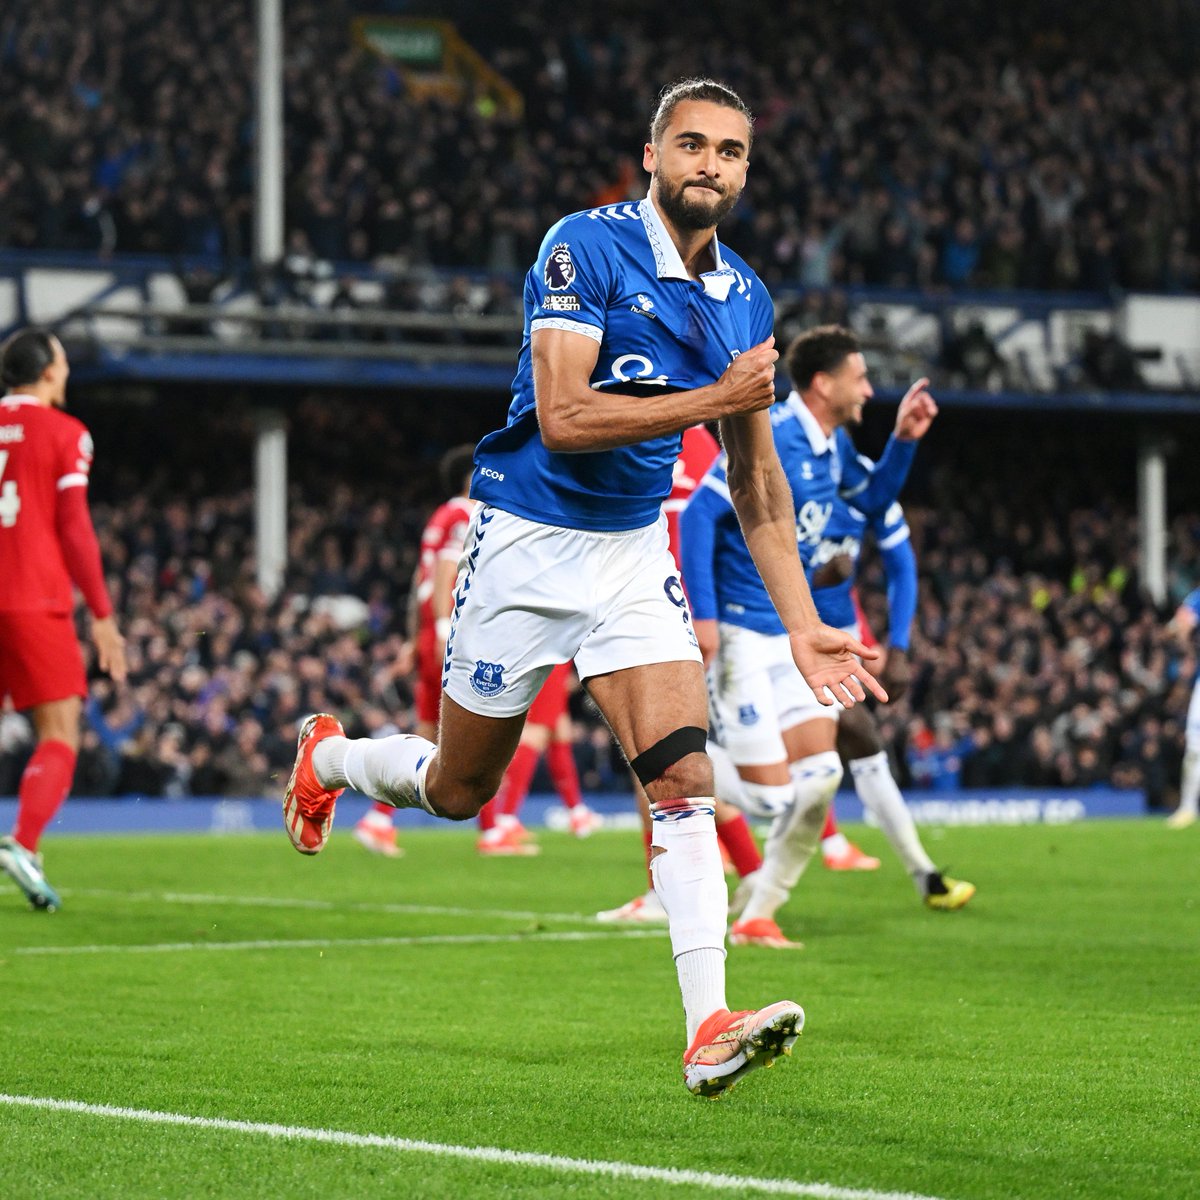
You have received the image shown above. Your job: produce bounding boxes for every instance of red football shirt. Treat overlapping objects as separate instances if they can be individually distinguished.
[415,496,476,630]
[664,424,720,570]
[0,394,101,614]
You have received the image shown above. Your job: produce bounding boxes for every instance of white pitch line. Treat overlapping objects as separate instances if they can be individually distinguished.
[11,929,667,956]
[68,888,596,924]
[0,1093,951,1200]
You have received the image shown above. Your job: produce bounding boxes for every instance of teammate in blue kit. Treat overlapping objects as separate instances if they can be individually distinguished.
[1166,586,1200,828]
[682,325,968,950]
[282,80,886,1097]
[811,495,976,908]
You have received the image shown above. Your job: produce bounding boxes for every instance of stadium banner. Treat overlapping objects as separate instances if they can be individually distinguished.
[0,786,1148,837]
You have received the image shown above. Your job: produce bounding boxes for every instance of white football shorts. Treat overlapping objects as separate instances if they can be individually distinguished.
[442,505,701,718]
[708,621,838,766]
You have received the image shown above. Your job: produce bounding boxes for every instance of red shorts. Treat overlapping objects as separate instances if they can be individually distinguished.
[0,610,87,711]
[415,624,443,725]
[526,662,572,729]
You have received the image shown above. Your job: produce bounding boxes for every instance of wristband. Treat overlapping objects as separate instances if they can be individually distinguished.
[435,617,452,640]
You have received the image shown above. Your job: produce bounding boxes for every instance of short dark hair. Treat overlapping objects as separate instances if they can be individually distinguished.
[649,78,753,148]
[439,443,477,495]
[784,325,861,391]
[0,326,57,388]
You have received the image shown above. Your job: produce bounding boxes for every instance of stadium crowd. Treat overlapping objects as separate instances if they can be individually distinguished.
[0,398,1194,811]
[0,0,1197,294]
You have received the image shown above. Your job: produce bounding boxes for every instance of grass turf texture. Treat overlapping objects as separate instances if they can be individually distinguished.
[0,819,1195,1200]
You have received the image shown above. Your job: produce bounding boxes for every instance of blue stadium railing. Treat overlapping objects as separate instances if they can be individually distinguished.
[2,248,1196,413]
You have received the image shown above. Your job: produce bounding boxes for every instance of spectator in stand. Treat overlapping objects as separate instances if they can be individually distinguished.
[0,2,1196,295]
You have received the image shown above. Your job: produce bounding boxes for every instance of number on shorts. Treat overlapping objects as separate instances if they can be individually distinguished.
[0,450,21,528]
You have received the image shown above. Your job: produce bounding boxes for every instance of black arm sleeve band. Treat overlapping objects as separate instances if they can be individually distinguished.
[629,726,708,786]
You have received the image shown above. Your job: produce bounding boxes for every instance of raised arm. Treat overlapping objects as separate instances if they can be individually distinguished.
[840,378,937,515]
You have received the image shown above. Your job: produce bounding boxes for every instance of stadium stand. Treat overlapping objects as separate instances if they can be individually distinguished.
[1,1,1195,294]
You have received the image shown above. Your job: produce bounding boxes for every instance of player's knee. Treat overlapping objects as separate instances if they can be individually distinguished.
[653,757,714,804]
[425,769,497,821]
[791,749,844,809]
[631,725,710,800]
[740,780,794,819]
[427,786,486,821]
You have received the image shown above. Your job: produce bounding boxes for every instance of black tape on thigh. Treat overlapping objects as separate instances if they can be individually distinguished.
[630,726,708,786]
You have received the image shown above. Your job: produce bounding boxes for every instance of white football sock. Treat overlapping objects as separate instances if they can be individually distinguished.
[650,802,728,1042]
[359,808,394,831]
[849,751,934,889]
[314,734,437,814]
[822,831,851,857]
[740,750,842,925]
[1179,744,1200,816]
[676,948,728,1043]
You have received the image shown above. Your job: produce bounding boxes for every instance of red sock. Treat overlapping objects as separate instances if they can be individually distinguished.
[477,796,499,832]
[643,828,654,889]
[821,803,839,840]
[499,744,540,819]
[716,810,762,878]
[14,740,77,852]
[546,742,583,809]
[371,801,392,818]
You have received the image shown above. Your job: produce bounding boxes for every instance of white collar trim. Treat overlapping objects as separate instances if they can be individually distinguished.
[637,195,727,281]
[786,392,837,455]
[1,394,42,408]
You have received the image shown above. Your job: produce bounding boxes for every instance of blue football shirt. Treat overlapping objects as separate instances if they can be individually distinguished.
[471,196,775,531]
[680,394,917,636]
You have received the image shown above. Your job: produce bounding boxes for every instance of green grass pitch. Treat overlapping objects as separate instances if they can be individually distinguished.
[0,818,1196,1199]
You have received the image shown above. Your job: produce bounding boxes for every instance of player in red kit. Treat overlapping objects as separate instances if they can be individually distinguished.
[353,445,477,856]
[0,328,126,911]
[598,425,766,923]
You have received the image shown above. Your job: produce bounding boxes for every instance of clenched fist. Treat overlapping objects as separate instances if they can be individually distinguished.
[717,337,779,416]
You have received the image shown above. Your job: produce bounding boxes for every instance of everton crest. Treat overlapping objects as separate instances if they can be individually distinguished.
[470,660,507,698]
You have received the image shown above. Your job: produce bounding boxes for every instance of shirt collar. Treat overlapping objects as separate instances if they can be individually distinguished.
[1,394,42,408]
[637,194,728,281]
[786,391,837,455]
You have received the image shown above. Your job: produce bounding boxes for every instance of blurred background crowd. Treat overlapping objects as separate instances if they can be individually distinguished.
[0,397,1194,810]
[1,0,1198,293]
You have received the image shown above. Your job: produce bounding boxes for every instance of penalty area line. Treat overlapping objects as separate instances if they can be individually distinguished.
[11,929,667,956]
[0,1093,951,1200]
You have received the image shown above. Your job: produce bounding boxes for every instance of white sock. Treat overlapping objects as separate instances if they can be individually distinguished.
[650,802,728,1042]
[314,734,437,814]
[740,750,842,925]
[359,808,393,831]
[822,831,850,857]
[849,751,934,888]
[676,949,728,1043]
[1179,745,1200,816]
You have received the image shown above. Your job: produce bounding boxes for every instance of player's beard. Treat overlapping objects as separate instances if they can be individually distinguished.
[654,172,741,232]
